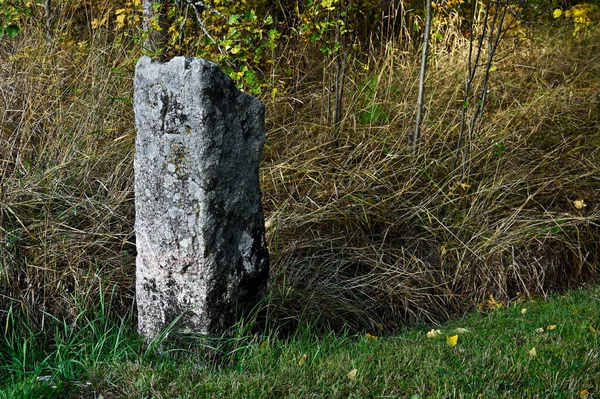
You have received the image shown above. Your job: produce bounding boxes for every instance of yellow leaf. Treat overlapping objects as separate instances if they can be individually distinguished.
[521,308,527,314]
[528,347,537,357]
[590,325,597,333]
[149,17,162,31]
[346,368,358,380]
[426,329,442,338]
[478,294,504,311]
[535,327,545,334]
[456,181,471,190]
[91,14,108,29]
[454,328,469,334]
[446,335,458,347]
[231,46,241,55]
[574,199,586,209]
[440,245,447,256]
[553,9,563,19]
[365,332,378,340]
[580,389,589,399]
[115,14,126,29]
[298,354,307,366]
[547,325,557,331]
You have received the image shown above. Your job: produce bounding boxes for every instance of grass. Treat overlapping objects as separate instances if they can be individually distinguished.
[1,286,600,398]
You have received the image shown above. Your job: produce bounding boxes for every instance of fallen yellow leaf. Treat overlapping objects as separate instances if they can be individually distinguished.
[456,181,471,190]
[580,389,589,399]
[547,325,557,331]
[590,325,597,334]
[365,332,378,340]
[574,199,586,209]
[528,347,537,357]
[521,308,527,314]
[478,294,504,312]
[454,328,469,334]
[426,329,442,338]
[446,335,458,347]
[346,368,358,380]
[298,354,307,366]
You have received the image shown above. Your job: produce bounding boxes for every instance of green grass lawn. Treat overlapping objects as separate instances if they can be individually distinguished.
[2,286,600,398]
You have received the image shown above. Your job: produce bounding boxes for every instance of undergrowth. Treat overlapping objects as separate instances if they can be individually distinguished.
[0,1,599,337]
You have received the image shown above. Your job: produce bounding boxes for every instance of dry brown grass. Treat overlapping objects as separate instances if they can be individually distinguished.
[0,10,140,328]
[1,7,599,335]
[262,27,600,332]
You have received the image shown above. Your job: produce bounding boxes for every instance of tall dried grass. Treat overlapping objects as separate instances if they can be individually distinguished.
[1,7,598,335]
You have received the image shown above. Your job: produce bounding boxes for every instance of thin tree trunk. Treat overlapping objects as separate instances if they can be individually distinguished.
[143,0,168,59]
[412,0,432,148]
[333,15,348,141]
[44,0,52,41]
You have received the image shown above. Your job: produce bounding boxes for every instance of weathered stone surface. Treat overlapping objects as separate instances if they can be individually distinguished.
[133,56,269,340]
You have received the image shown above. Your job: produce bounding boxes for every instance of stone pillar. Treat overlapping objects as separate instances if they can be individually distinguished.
[133,56,269,340]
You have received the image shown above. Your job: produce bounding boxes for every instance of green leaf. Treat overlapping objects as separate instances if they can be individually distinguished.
[6,24,20,37]
[228,14,241,25]
[320,45,332,56]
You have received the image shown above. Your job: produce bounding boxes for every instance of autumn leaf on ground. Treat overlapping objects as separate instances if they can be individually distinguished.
[589,326,597,334]
[366,333,378,340]
[446,335,458,347]
[547,325,557,331]
[454,328,469,334]
[521,308,527,314]
[574,199,586,209]
[477,294,504,312]
[580,389,589,398]
[346,368,358,380]
[298,354,307,366]
[528,347,537,357]
[426,329,442,338]
[455,181,471,190]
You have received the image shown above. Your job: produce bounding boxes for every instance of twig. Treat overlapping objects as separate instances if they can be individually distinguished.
[411,0,432,148]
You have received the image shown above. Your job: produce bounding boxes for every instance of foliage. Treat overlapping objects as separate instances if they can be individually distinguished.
[0,0,30,40]
[554,2,600,34]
